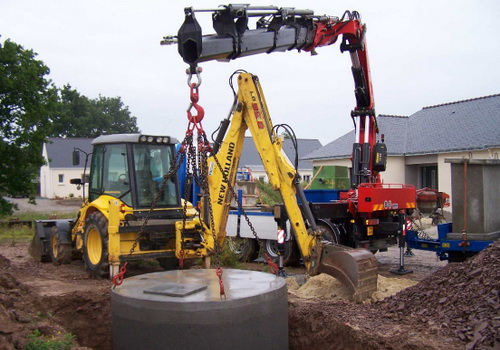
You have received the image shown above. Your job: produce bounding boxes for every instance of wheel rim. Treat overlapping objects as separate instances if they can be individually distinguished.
[265,240,279,258]
[51,234,59,258]
[87,227,102,265]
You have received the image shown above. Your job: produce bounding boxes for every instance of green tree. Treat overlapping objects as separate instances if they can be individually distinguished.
[50,85,139,138]
[0,38,58,214]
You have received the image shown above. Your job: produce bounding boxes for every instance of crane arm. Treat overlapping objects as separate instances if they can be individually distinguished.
[164,4,382,186]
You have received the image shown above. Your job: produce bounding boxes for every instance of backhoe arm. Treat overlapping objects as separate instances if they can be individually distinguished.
[206,72,321,272]
[205,73,377,302]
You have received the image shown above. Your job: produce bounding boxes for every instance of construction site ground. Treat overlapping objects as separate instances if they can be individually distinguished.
[0,199,498,349]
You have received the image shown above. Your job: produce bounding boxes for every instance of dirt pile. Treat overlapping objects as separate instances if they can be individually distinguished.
[0,251,111,350]
[379,240,500,349]
[289,241,499,350]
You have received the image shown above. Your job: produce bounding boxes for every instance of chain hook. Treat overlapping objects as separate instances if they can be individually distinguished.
[185,65,205,132]
[186,84,205,125]
[112,262,128,288]
[216,267,226,299]
[179,249,185,268]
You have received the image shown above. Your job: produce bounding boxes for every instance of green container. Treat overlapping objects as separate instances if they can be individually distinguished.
[310,166,350,190]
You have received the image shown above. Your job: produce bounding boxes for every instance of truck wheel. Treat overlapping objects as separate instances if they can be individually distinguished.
[317,223,339,244]
[49,226,72,265]
[263,240,297,266]
[83,212,109,278]
[227,237,257,262]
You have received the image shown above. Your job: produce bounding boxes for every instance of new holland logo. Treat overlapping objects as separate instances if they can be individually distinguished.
[217,142,235,205]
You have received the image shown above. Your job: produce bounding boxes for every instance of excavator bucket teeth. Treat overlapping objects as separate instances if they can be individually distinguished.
[318,244,378,302]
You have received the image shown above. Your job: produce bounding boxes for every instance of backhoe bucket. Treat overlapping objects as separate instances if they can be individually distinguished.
[318,244,378,302]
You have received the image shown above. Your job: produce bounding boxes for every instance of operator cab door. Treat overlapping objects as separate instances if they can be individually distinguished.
[88,144,132,205]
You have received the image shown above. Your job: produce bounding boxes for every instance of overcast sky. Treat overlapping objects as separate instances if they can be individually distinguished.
[2,0,499,145]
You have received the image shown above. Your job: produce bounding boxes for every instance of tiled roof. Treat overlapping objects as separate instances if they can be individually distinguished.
[304,94,500,160]
[45,138,93,168]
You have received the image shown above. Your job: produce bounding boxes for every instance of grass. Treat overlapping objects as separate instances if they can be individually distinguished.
[0,212,76,244]
[25,329,75,350]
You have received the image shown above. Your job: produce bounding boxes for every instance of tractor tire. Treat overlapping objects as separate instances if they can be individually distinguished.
[49,226,72,265]
[83,212,109,278]
[227,236,258,262]
[263,239,297,266]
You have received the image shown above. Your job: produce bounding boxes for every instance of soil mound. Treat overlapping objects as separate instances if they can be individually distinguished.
[378,240,500,349]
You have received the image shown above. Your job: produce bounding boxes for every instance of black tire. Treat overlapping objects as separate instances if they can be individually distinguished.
[226,237,258,262]
[263,239,297,266]
[49,226,72,265]
[83,212,109,278]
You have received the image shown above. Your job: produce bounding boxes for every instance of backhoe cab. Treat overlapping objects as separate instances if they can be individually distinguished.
[29,134,202,278]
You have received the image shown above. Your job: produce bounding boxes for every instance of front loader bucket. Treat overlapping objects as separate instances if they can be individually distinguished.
[28,222,51,262]
[318,244,378,302]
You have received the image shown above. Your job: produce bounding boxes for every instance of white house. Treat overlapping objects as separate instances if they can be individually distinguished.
[40,138,93,199]
[303,94,500,207]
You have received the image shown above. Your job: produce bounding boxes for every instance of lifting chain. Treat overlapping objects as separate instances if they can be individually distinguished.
[182,67,226,298]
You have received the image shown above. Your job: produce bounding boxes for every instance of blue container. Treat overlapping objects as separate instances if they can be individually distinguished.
[299,189,346,203]
[437,222,452,240]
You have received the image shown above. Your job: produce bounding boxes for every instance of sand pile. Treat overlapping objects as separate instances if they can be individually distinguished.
[287,273,417,302]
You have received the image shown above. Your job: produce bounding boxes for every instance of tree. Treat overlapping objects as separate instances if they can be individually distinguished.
[50,85,139,138]
[0,38,58,215]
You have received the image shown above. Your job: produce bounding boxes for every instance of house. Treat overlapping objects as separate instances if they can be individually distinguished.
[238,136,322,182]
[40,138,93,199]
[303,94,500,204]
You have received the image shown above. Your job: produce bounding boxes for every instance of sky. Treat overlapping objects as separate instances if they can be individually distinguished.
[2,0,499,145]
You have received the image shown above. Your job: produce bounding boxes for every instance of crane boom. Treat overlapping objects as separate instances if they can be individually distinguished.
[164,4,380,186]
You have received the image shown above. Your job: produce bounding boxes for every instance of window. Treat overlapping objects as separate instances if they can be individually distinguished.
[58,174,64,184]
[132,143,177,207]
[103,144,131,204]
[89,144,131,204]
[303,175,311,182]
